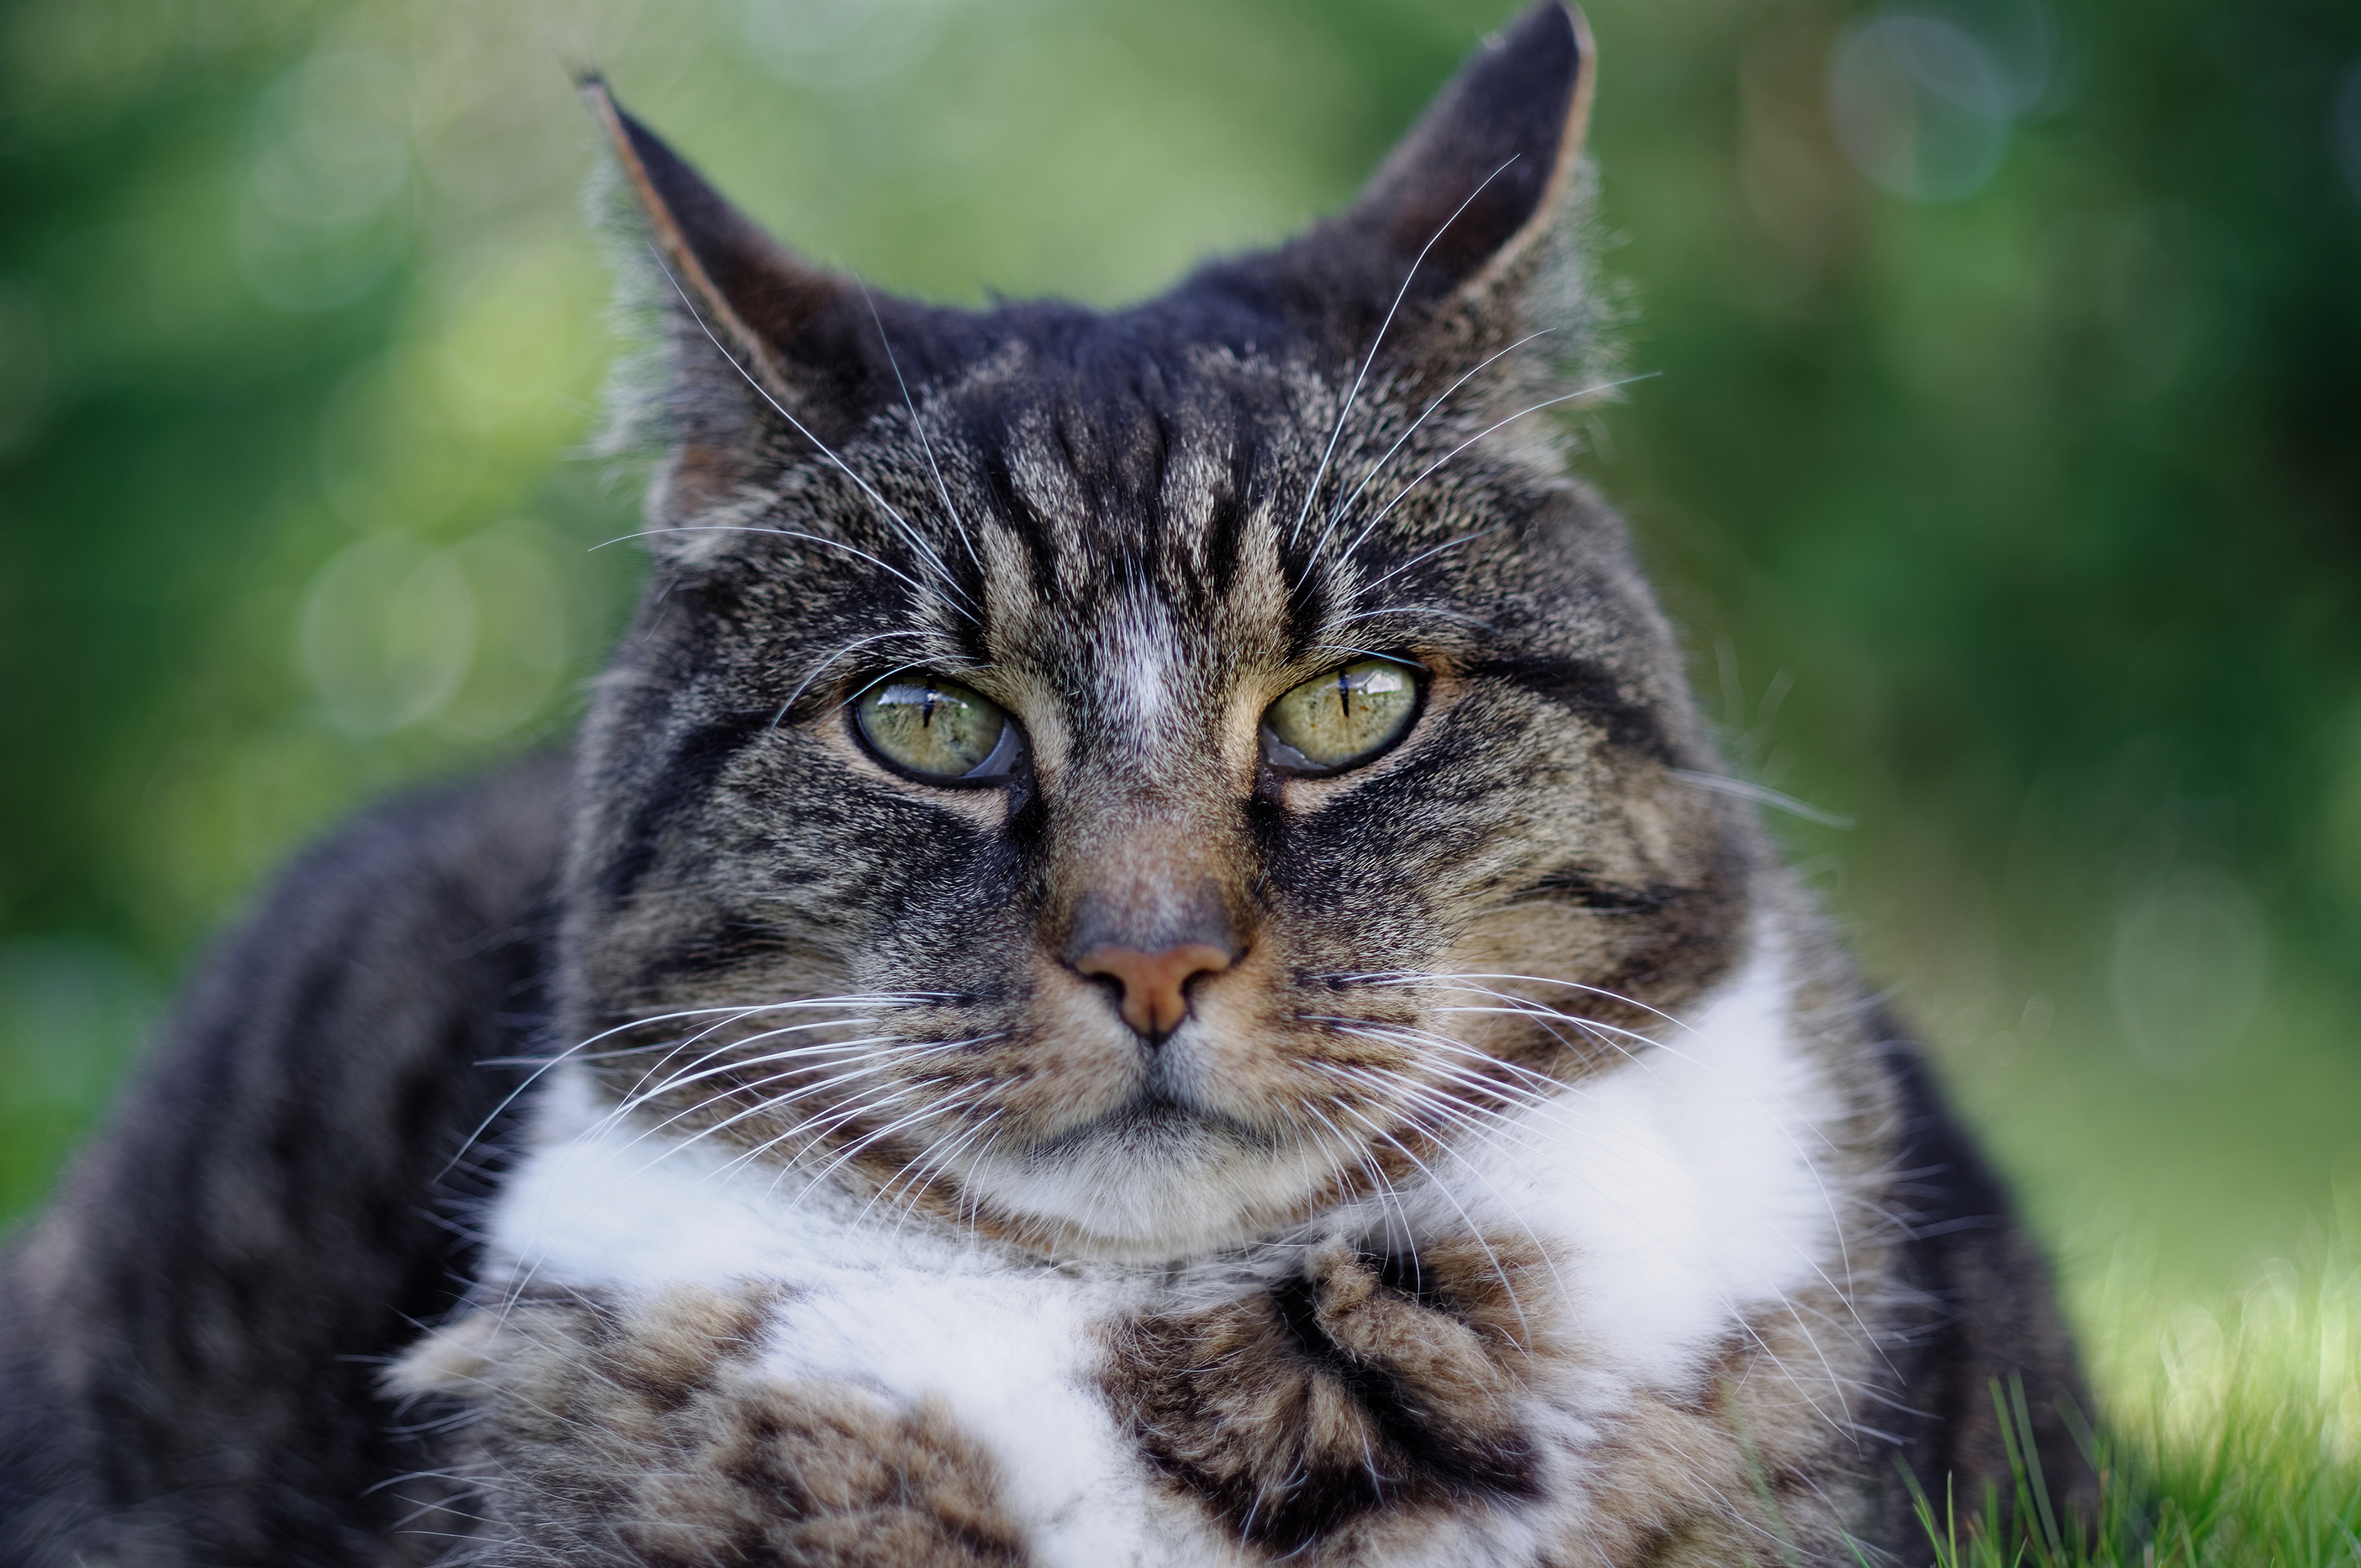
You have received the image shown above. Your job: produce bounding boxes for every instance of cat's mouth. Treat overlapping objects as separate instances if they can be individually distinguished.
[950,1080,1356,1259]
[1026,1086,1276,1161]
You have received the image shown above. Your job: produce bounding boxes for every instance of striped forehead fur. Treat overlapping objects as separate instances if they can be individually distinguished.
[549,0,1766,1420]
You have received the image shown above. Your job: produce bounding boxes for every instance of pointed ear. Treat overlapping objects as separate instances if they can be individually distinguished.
[1351,1,1593,298]
[585,78,863,412]
[585,78,833,409]
[586,77,921,531]
[1218,2,1594,346]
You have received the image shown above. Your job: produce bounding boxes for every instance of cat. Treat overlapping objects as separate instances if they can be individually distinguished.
[0,5,2094,1564]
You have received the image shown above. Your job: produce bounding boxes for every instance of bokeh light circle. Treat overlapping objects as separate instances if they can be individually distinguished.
[1827,11,2013,202]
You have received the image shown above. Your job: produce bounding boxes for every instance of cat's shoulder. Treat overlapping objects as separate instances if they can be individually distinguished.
[257,748,572,942]
[0,752,572,1566]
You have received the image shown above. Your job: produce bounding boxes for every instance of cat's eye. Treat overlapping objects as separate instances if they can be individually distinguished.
[853,676,1024,785]
[1261,657,1425,776]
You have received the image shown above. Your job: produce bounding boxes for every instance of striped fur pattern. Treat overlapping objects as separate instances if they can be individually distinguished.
[0,4,2091,1564]
[400,5,2091,1561]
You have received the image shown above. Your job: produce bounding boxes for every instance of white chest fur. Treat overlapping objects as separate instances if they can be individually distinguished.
[461,925,1850,1567]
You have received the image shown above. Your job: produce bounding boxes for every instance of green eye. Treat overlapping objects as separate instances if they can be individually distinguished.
[853,676,1021,784]
[1261,657,1424,775]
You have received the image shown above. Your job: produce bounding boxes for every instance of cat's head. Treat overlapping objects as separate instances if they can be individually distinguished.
[562,1,1758,1261]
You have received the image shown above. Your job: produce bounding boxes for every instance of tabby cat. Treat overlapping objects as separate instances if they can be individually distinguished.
[0,6,2093,1564]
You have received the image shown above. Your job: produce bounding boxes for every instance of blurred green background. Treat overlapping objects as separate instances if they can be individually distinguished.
[1,0,2356,1366]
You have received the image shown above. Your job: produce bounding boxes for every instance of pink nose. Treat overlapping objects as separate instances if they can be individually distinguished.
[1073,943,1235,1039]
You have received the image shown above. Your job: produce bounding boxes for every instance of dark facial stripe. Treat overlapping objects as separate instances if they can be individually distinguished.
[596,711,774,902]
[1516,868,1683,913]
[1200,446,1255,602]
[1466,654,1671,761]
[975,444,1064,609]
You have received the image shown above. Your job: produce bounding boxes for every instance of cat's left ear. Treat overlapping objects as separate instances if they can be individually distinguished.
[1227,1,1594,346]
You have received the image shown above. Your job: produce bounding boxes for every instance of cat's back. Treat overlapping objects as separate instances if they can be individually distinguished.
[0,754,568,1566]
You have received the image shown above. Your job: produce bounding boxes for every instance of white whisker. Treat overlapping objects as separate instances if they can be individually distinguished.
[648,245,974,616]
[1336,371,1658,565]
[862,282,980,570]
[1290,157,1523,548]
[1309,325,1558,564]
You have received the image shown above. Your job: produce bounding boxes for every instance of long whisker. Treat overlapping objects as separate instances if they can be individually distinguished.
[1300,1015,1574,1107]
[868,1103,1006,1236]
[777,1083,994,1207]
[1325,1095,1528,1334]
[1290,156,1522,548]
[1668,768,1856,830]
[1316,1033,1568,1125]
[1348,525,1503,601]
[862,282,980,570]
[621,1054,938,1173]
[1342,969,1871,1334]
[612,1031,901,1118]
[1321,604,1498,634]
[598,525,943,606]
[1429,1002,1657,1062]
[1347,970,1698,1034]
[610,1027,993,1177]
[648,246,974,617]
[772,627,947,729]
[694,1079,939,1184]
[1308,1017,1748,1204]
[444,993,907,1179]
[1303,1099,1418,1280]
[1312,1059,1556,1174]
[1309,325,1558,564]
[603,1011,886,1110]
[1284,1101,1363,1228]
[676,1029,1001,1185]
[1316,1060,1561,1320]
[599,1015,892,1114]
[1337,371,1659,565]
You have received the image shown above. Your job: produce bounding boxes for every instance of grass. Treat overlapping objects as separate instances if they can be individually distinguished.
[1914,1250,2361,1568]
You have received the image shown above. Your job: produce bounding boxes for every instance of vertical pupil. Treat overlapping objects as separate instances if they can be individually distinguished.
[1336,670,1353,720]
[920,688,937,729]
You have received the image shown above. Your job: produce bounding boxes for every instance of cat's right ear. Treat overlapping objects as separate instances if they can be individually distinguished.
[584,79,892,532]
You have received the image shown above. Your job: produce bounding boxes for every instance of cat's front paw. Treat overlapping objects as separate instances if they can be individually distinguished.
[1101,1235,1555,1559]
[392,1284,1033,1567]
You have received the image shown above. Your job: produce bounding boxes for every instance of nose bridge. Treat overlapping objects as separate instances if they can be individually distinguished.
[1055,787,1252,1042]
[1057,793,1245,961]
[1042,616,1258,1038]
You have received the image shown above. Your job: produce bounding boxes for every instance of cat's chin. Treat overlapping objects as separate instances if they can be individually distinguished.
[953,1099,1342,1262]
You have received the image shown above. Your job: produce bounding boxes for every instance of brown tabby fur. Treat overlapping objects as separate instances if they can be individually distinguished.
[400,1287,1028,1568]
[0,6,2095,1565]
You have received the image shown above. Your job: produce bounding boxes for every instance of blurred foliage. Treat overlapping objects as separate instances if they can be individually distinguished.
[0,0,2356,1352]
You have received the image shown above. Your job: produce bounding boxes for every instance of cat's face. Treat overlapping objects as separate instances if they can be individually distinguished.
[563,2,1753,1259]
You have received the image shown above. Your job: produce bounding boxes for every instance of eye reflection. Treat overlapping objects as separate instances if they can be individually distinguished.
[1261,657,1423,775]
[854,676,1023,784]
